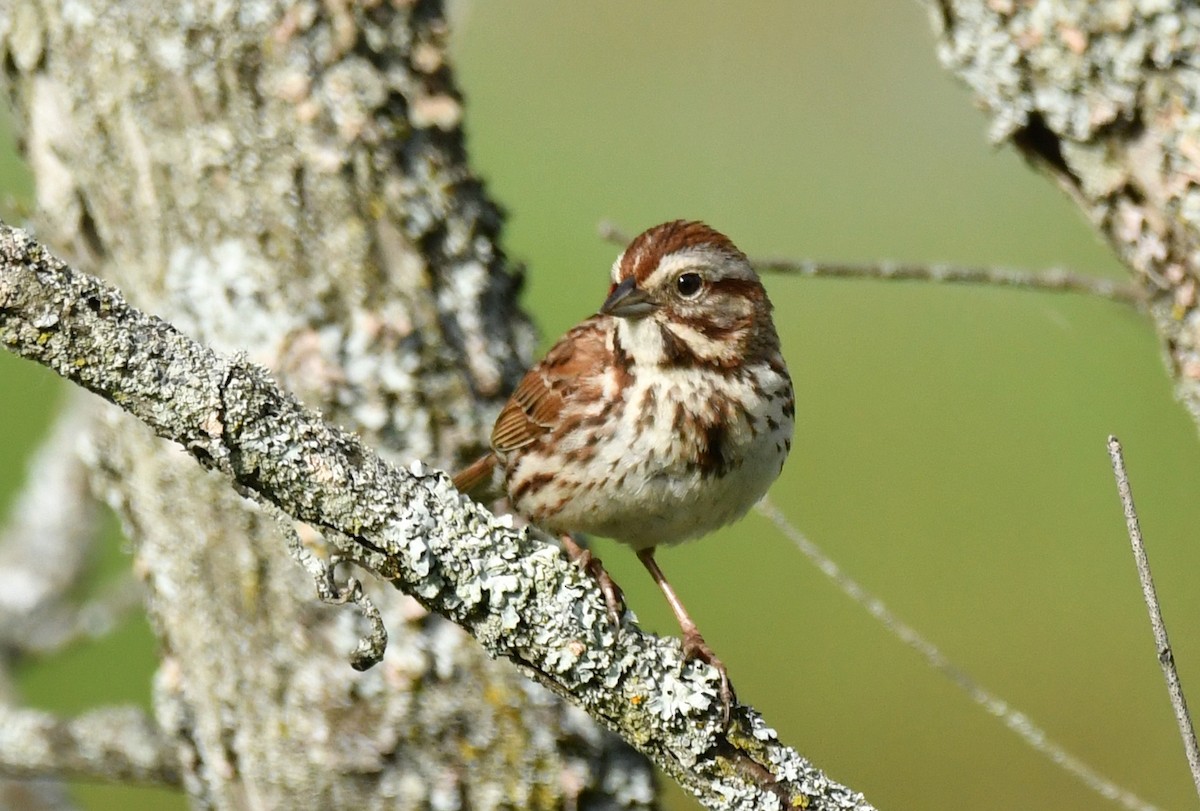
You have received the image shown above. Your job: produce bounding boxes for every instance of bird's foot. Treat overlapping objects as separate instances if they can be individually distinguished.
[561,535,626,627]
[682,627,735,728]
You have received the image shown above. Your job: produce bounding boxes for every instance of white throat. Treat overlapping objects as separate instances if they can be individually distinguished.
[614,316,666,366]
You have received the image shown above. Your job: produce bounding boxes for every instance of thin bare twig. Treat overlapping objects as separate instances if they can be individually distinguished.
[757,497,1159,811]
[598,221,1143,308]
[1107,436,1200,802]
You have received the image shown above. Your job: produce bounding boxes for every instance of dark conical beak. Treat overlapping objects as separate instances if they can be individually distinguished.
[600,277,657,319]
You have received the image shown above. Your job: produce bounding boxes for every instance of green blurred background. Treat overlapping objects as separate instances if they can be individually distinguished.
[4,2,1199,809]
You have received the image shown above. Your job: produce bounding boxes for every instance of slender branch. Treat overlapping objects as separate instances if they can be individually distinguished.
[0,671,77,810]
[0,704,179,787]
[599,222,1144,308]
[0,222,872,810]
[757,497,1159,811]
[1107,436,1200,802]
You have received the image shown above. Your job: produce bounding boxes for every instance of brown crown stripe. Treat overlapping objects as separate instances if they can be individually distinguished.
[618,220,746,284]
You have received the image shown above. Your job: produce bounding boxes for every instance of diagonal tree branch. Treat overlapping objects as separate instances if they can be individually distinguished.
[0,222,874,810]
[758,498,1159,811]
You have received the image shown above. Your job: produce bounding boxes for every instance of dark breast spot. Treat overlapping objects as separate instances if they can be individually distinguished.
[697,422,731,478]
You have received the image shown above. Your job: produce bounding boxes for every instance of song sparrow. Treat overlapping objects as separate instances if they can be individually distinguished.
[454,220,794,723]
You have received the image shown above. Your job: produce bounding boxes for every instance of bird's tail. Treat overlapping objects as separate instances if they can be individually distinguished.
[452,453,497,494]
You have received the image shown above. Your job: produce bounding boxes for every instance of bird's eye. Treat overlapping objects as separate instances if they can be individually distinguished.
[675,272,703,299]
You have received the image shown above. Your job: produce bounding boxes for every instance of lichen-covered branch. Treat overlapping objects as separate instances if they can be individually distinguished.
[0,222,873,811]
[928,0,1200,431]
[0,703,178,787]
[0,671,76,811]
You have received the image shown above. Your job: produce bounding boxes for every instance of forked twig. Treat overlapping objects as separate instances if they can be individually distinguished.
[1107,436,1200,802]
[598,221,1143,308]
[757,497,1159,811]
[276,512,388,670]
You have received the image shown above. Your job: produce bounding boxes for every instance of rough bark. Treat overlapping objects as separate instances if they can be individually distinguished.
[0,1,649,808]
[929,0,1200,429]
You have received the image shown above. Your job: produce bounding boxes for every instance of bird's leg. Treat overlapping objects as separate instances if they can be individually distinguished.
[561,534,625,626]
[637,548,735,726]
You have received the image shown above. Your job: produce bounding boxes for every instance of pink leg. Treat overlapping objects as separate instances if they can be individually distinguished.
[637,548,735,726]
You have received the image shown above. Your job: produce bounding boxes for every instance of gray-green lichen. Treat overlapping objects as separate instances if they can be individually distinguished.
[933,0,1199,142]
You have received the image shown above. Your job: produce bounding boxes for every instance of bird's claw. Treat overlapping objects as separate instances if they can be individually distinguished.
[682,627,735,728]
[561,536,626,626]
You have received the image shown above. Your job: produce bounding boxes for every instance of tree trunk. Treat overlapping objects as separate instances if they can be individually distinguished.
[930,0,1200,429]
[0,1,651,807]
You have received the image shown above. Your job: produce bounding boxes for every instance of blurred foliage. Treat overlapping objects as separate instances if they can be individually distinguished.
[1,2,1197,809]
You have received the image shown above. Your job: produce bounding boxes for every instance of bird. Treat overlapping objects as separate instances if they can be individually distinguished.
[453,220,794,723]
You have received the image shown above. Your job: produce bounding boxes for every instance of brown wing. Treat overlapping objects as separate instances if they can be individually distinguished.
[490,317,610,455]
[490,369,562,452]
